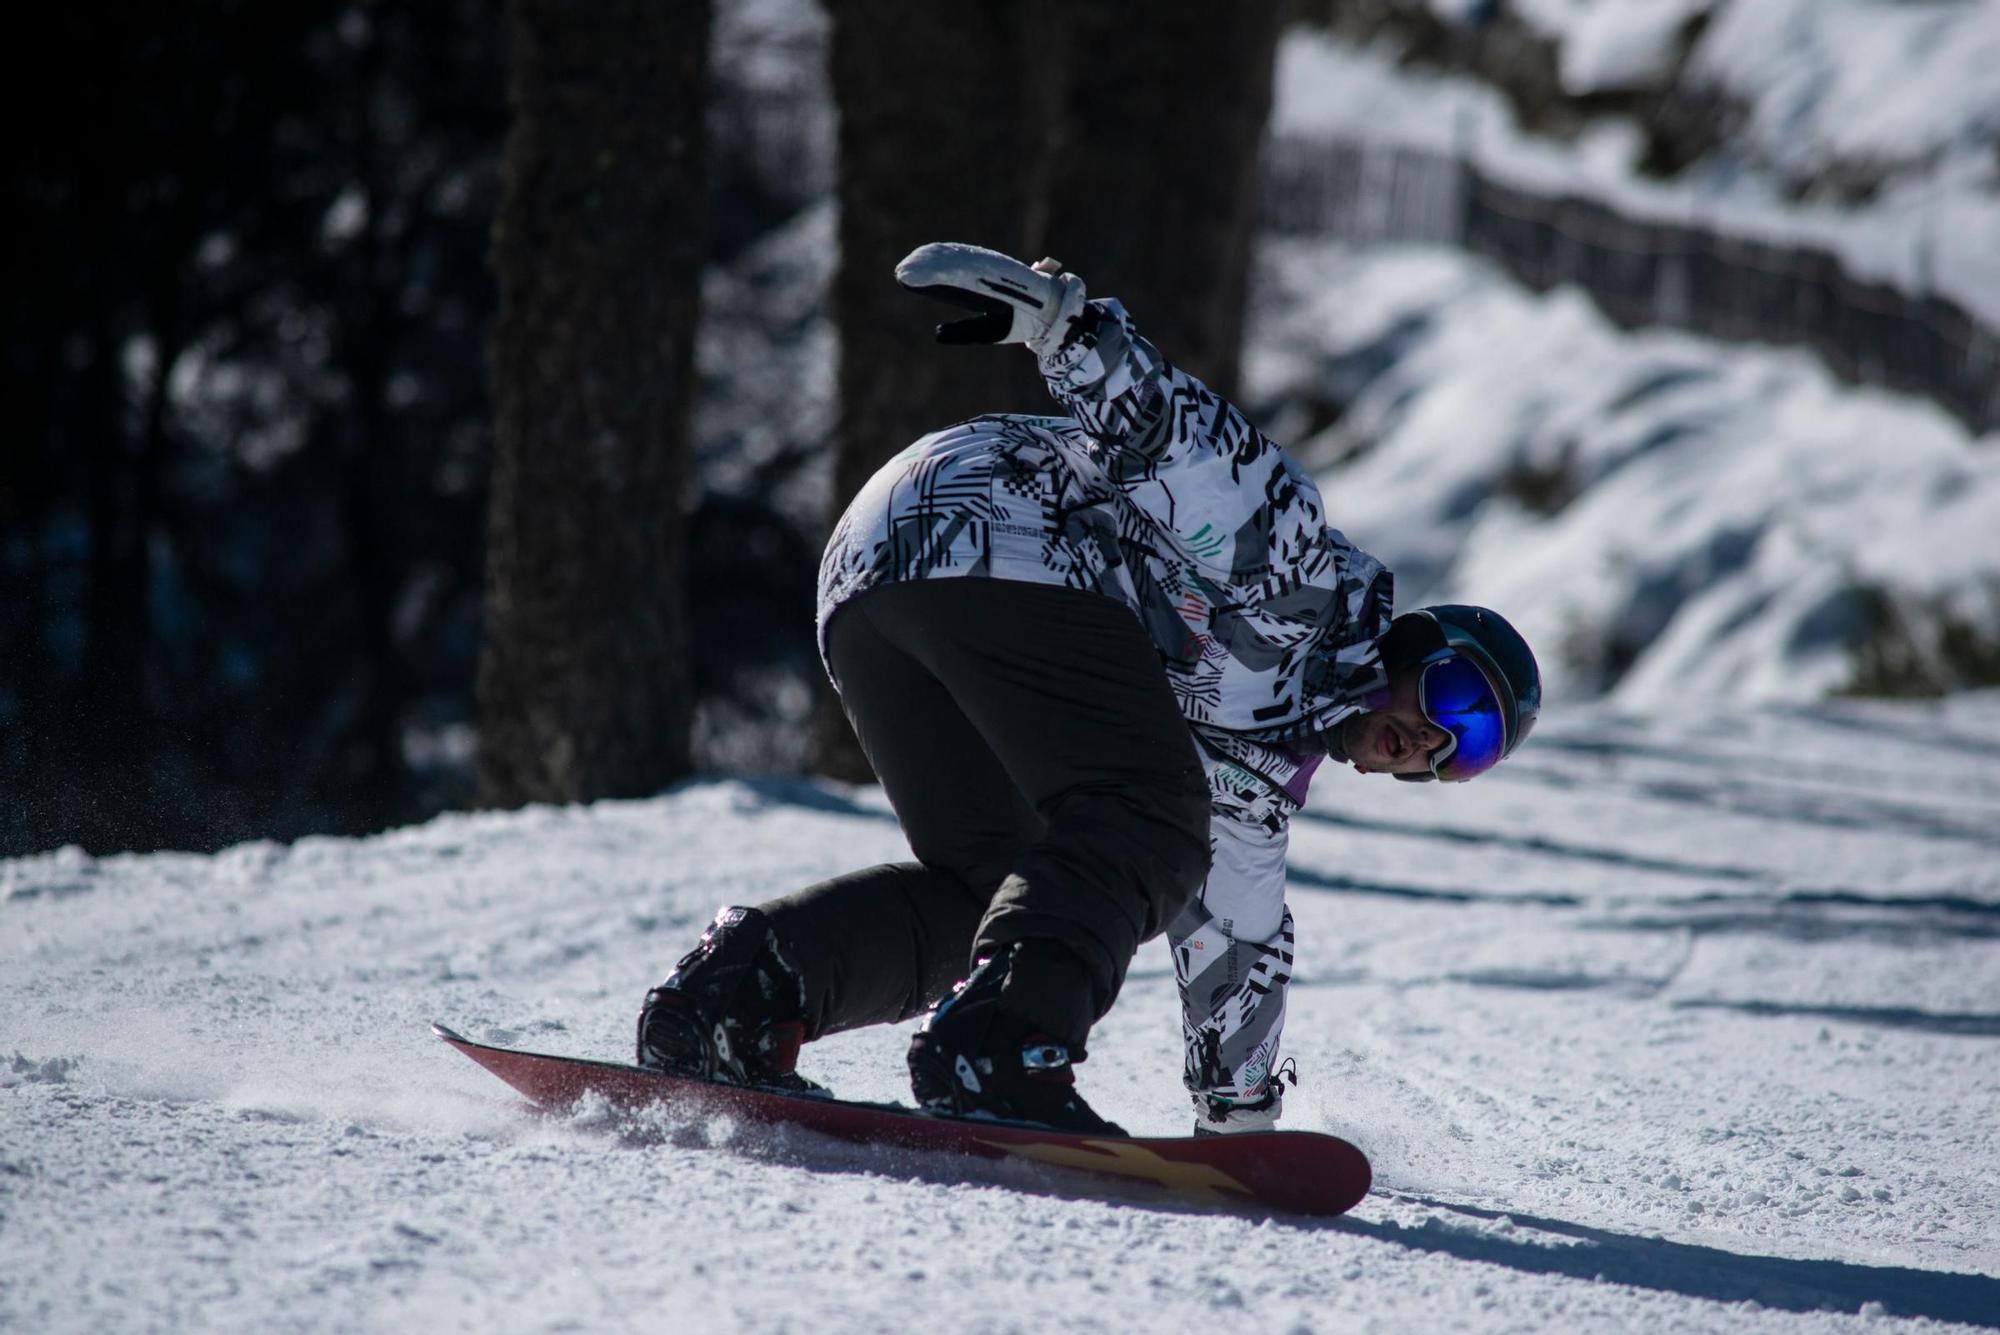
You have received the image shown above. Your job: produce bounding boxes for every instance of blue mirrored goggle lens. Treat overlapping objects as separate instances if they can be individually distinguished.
[1421,653,1507,782]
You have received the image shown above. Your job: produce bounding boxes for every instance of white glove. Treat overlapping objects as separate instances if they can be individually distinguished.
[895,242,1089,358]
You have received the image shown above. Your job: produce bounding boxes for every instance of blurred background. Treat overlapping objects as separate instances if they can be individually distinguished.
[5,0,1997,859]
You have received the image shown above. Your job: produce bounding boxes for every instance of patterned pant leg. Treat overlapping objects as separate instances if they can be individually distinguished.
[1167,816,1294,1108]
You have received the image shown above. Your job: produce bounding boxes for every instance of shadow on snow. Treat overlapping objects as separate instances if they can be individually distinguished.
[1508,765,2000,851]
[591,1105,2000,1326]
[702,775,901,825]
[1590,906,2000,946]
[1291,808,1767,885]
[1283,862,1583,908]
[1343,1194,2000,1328]
[1667,997,2000,1038]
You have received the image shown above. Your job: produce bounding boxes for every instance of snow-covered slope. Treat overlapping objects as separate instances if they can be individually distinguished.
[7,696,1999,1332]
[1274,25,2000,326]
[1514,0,2000,189]
[1379,0,2000,190]
[1247,237,2000,712]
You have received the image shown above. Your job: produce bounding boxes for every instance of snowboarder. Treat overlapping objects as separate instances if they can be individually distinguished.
[637,243,1541,1135]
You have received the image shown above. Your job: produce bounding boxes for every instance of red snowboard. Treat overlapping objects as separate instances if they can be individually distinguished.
[435,1023,1370,1216]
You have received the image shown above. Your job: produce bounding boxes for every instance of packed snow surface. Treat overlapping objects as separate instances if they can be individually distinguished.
[7,697,2000,1332]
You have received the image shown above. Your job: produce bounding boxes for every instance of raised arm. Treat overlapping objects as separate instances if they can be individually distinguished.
[898,241,1258,459]
[897,242,1315,577]
[1035,297,1247,469]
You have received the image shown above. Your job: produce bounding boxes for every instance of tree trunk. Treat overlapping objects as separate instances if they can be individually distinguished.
[811,0,1061,780]
[478,0,708,806]
[1039,1,1285,400]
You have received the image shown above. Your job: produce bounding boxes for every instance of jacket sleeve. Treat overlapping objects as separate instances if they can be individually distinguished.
[1167,807,1295,1112]
[1036,299,1169,450]
[1038,299,1273,470]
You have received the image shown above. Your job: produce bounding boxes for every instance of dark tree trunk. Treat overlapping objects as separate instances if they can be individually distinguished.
[336,334,408,833]
[477,0,709,806]
[74,310,160,850]
[811,0,1061,780]
[74,255,186,853]
[1039,1,1285,400]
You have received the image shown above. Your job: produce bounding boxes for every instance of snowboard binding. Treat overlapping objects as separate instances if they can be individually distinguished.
[908,946,1125,1137]
[636,906,823,1094]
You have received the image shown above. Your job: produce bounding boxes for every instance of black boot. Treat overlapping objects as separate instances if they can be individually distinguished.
[907,945,1125,1136]
[637,907,823,1093]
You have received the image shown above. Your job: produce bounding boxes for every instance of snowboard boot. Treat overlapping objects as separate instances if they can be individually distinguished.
[907,944,1125,1136]
[1192,1058,1296,1136]
[636,906,823,1093]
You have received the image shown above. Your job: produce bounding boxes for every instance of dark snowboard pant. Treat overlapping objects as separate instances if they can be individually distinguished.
[761,578,1211,1050]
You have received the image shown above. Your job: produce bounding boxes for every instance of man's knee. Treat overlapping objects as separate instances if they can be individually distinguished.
[1150,774,1213,924]
[906,834,1031,907]
[1048,771,1210,931]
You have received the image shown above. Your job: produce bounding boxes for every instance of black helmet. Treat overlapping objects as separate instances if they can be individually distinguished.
[1380,604,1541,781]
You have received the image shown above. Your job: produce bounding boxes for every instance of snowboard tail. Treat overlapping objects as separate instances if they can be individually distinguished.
[434,1023,1370,1217]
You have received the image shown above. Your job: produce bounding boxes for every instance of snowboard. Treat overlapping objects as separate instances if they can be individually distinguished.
[434,1023,1371,1217]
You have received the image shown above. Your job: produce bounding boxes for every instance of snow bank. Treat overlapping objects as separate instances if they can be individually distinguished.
[1246,238,2000,710]
[1434,0,2000,179]
[1695,1,2000,176]
[1551,0,1713,95]
[1274,25,2000,326]
[1502,0,2000,183]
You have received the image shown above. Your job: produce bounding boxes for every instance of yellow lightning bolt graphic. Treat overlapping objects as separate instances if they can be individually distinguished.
[978,1138,1252,1198]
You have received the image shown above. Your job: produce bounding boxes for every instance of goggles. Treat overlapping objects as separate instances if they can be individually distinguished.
[1418,650,1509,782]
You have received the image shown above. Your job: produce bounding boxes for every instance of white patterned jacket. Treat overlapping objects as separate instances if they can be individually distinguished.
[817,297,1397,1114]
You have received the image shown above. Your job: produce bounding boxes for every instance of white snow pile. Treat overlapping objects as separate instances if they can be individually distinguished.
[7,697,2000,1332]
[1274,21,2000,324]
[1401,0,2000,182]
[1247,237,2000,712]
[1512,0,2000,188]
[1527,0,1712,96]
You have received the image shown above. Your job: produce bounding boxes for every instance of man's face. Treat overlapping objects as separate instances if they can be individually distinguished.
[1339,660,1451,777]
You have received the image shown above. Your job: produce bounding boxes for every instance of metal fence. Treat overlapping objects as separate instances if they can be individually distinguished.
[1263,135,2000,434]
